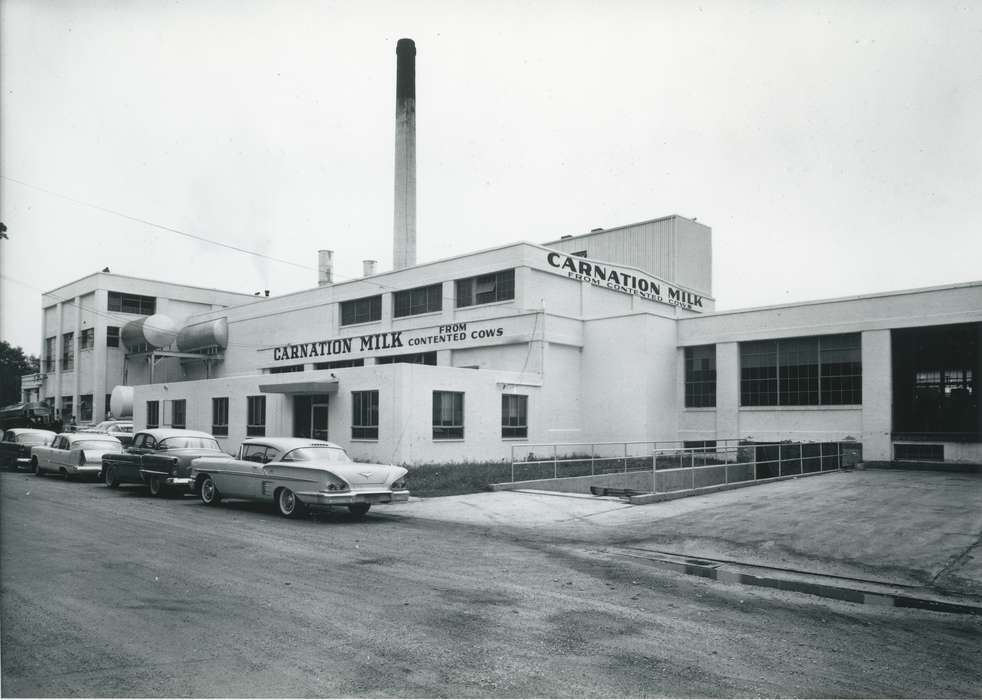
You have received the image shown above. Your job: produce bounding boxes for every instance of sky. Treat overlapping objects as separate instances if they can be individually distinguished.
[1,0,981,356]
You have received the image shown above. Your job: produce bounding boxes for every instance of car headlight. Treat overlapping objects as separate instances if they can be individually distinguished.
[392,478,407,489]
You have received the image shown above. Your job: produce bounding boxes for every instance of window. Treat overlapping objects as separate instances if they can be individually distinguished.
[684,345,716,408]
[80,328,95,350]
[740,334,861,407]
[242,444,268,463]
[212,397,229,436]
[247,396,266,437]
[146,400,160,428]
[61,396,73,421]
[269,364,304,374]
[108,291,156,315]
[432,391,464,439]
[171,399,186,429]
[106,326,120,348]
[61,332,74,371]
[315,359,364,370]
[375,352,437,366]
[105,394,111,418]
[352,391,379,440]
[456,269,515,308]
[340,295,382,325]
[79,394,93,422]
[44,337,56,371]
[501,394,528,438]
[394,283,443,317]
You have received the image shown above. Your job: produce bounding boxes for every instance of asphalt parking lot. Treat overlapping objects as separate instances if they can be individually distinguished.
[2,469,981,697]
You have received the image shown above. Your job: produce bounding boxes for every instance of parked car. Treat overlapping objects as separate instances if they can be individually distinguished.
[190,438,409,518]
[89,420,135,446]
[0,428,56,470]
[31,432,124,479]
[101,429,225,496]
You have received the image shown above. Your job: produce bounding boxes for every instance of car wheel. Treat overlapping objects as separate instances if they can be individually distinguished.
[148,476,164,497]
[103,465,119,488]
[275,488,304,519]
[33,458,43,477]
[348,503,371,517]
[199,476,221,506]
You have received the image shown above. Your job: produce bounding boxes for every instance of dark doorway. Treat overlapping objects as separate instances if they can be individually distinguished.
[293,394,332,439]
[892,322,981,441]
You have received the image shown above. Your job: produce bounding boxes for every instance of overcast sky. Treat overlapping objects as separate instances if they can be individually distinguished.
[2,0,981,356]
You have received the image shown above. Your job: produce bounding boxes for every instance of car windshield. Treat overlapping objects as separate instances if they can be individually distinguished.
[158,437,221,450]
[15,434,51,445]
[74,439,121,450]
[92,421,114,431]
[282,446,352,463]
[114,425,134,433]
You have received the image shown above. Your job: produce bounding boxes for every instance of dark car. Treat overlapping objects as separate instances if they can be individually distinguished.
[0,428,57,470]
[100,429,225,496]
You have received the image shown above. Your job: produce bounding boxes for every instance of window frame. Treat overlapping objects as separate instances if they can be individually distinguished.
[432,391,465,440]
[455,269,515,308]
[146,400,160,429]
[501,394,528,439]
[393,283,443,318]
[79,328,95,350]
[351,390,380,440]
[171,399,187,429]
[108,291,156,315]
[61,332,75,371]
[211,397,229,437]
[684,345,717,408]
[340,295,382,326]
[246,395,266,437]
[106,326,120,348]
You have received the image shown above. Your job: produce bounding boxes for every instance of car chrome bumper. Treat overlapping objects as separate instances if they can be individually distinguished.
[139,470,193,488]
[295,489,410,506]
[69,465,102,475]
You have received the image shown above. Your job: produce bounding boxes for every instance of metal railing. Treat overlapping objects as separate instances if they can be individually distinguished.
[509,440,856,493]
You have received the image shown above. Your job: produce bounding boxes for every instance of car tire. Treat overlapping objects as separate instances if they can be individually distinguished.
[199,476,221,506]
[348,503,371,517]
[148,476,164,497]
[32,458,43,477]
[275,488,305,519]
[103,465,119,488]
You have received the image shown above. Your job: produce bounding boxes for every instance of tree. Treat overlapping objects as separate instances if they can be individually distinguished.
[0,341,40,407]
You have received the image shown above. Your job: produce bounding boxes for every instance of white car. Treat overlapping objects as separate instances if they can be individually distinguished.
[190,438,409,518]
[32,432,124,479]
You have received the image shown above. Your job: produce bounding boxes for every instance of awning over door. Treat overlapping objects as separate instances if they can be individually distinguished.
[258,379,339,395]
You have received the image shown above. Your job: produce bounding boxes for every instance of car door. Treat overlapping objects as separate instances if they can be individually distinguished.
[44,436,67,472]
[236,444,272,499]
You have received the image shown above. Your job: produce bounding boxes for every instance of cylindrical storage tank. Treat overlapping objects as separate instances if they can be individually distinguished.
[177,318,228,352]
[121,314,178,350]
[109,386,134,419]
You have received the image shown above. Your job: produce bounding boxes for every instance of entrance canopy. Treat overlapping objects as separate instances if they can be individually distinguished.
[258,379,339,395]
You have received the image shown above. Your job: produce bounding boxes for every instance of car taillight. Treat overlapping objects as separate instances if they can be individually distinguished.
[392,478,407,489]
[325,476,348,491]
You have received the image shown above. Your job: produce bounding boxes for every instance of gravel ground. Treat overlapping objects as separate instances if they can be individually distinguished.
[2,471,980,697]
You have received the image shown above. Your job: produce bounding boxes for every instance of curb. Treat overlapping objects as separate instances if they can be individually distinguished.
[607,547,982,616]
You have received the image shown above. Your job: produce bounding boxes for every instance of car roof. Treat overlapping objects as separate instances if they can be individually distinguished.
[135,429,216,440]
[7,428,55,436]
[62,432,122,442]
[241,437,344,451]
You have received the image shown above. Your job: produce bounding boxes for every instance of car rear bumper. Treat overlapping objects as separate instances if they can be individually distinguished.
[295,489,410,507]
[139,469,193,489]
[68,465,102,475]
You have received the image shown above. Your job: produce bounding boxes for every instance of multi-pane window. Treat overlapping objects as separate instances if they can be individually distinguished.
[269,364,304,374]
[394,284,442,317]
[146,400,160,428]
[108,291,156,315]
[247,395,266,436]
[315,359,364,370]
[106,326,120,348]
[375,352,437,366]
[684,345,716,408]
[501,394,528,438]
[212,397,229,436]
[44,337,56,371]
[432,391,464,439]
[352,391,380,440]
[79,394,93,422]
[80,328,95,350]
[456,269,515,308]
[740,334,861,406]
[61,396,73,421]
[340,295,382,325]
[61,332,75,371]
[171,399,186,429]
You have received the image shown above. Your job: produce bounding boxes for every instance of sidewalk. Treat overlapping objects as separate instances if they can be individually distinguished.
[388,469,982,598]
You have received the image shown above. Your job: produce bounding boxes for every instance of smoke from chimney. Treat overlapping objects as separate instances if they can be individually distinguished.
[317,250,334,286]
[392,38,416,270]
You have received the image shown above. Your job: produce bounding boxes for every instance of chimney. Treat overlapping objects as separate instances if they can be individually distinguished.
[317,250,334,286]
[363,259,378,277]
[393,38,416,270]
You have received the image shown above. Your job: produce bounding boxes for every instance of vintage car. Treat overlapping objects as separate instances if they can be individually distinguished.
[189,438,409,518]
[101,429,226,496]
[0,428,56,470]
[31,432,124,479]
[89,420,135,446]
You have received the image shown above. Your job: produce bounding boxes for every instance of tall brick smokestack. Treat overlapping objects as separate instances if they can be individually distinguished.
[392,38,416,270]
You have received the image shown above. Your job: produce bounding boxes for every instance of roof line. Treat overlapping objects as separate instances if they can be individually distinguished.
[43,271,258,299]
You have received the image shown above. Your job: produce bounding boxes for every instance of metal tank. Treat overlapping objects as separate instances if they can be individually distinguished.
[121,314,178,350]
[109,386,134,419]
[176,318,228,352]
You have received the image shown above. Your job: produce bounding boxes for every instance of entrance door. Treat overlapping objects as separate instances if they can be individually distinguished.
[311,403,329,441]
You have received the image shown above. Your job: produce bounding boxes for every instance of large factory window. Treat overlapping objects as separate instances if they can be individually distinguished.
[171,399,186,429]
[106,326,120,347]
[433,391,464,439]
[456,269,514,308]
[394,283,442,317]
[246,395,266,437]
[146,401,160,428]
[212,397,229,436]
[80,328,94,350]
[376,351,437,366]
[740,334,861,406]
[340,295,382,325]
[315,359,364,370]
[684,345,716,407]
[269,364,304,374]
[79,395,93,423]
[108,291,156,315]
[501,395,528,438]
[44,337,56,371]
[61,332,74,371]
[61,396,73,421]
[351,391,379,440]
